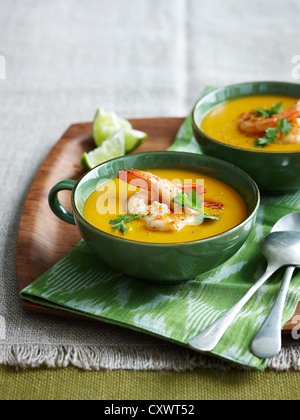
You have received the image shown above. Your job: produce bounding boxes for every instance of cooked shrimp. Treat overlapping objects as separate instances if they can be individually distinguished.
[128,191,169,216]
[127,191,200,232]
[127,191,149,215]
[118,169,203,211]
[118,169,222,211]
[276,118,300,144]
[144,213,198,232]
[237,100,300,135]
[121,169,222,232]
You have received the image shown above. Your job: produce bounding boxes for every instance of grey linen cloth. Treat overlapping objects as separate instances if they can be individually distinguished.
[1,0,300,370]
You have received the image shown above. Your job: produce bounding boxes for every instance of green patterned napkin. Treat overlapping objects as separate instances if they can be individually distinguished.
[20,90,300,371]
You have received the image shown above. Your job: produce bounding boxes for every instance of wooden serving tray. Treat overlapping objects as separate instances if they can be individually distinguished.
[16,118,299,333]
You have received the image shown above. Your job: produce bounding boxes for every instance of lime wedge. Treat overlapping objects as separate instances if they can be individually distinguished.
[92,107,147,152]
[124,128,148,153]
[81,130,125,170]
[92,108,132,147]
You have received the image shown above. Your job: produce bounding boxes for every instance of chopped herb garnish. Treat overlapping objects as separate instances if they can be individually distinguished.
[254,118,291,148]
[109,214,146,234]
[171,191,221,222]
[204,212,221,220]
[194,212,220,224]
[172,190,203,213]
[254,102,283,118]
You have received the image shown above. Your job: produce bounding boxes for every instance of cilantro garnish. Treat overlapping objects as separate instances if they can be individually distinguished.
[254,118,291,148]
[254,102,283,118]
[171,191,220,222]
[109,214,146,234]
[172,190,203,212]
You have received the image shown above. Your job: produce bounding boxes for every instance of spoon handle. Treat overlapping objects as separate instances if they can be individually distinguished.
[188,266,278,352]
[250,266,296,359]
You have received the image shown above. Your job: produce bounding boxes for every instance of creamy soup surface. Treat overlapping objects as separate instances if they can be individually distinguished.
[201,95,300,152]
[83,169,248,244]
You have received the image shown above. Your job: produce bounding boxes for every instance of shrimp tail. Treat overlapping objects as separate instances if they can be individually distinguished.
[176,184,207,195]
[117,169,153,191]
[204,201,224,209]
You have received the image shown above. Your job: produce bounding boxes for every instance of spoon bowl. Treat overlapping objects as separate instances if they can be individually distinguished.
[272,212,300,233]
[260,231,300,268]
[251,213,300,359]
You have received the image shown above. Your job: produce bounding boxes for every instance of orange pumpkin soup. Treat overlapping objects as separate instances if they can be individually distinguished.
[201,95,300,152]
[83,169,247,244]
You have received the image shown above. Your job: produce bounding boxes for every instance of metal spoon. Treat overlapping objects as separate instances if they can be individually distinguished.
[250,213,300,359]
[188,231,300,353]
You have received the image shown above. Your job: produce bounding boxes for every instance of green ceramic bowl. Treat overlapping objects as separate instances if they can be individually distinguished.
[192,81,300,194]
[48,152,260,283]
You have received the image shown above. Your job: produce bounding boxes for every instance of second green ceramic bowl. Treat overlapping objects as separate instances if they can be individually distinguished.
[49,152,260,283]
[192,81,300,195]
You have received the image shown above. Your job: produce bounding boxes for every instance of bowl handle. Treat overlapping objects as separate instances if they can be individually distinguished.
[48,180,77,225]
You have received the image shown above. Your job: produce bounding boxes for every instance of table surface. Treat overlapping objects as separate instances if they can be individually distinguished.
[1,366,299,400]
[1,0,300,399]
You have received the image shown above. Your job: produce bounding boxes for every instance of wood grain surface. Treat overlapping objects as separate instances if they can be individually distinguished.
[16,118,299,332]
